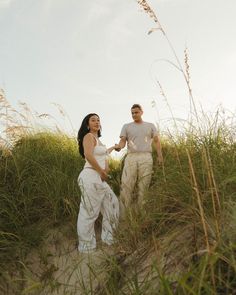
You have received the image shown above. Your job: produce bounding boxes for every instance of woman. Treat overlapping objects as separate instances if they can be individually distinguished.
[77,113,119,253]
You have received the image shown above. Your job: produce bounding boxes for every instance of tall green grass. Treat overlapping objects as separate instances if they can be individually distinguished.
[0,110,235,294]
[0,132,83,292]
[101,112,236,295]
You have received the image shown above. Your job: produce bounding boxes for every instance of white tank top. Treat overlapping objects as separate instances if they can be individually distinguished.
[84,136,107,170]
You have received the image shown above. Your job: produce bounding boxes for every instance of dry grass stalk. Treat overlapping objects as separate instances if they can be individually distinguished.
[184,48,191,89]
[137,0,164,33]
[202,147,221,241]
[136,1,199,121]
[37,113,51,119]
[187,150,217,289]
[157,80,179,134]
[206,147,221,212]
[0,89,30,141]
[0,89,68,144]
[186,149,210,252]
[0,89,10,108]
[52,102,66,117]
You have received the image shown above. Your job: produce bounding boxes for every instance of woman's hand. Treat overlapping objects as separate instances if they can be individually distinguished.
[100,170,108,181]
[107,144,120,154]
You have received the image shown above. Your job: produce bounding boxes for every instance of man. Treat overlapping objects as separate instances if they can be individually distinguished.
[116,104,163,208]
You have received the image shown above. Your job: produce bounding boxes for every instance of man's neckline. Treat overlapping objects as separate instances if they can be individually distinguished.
[133,121,143,124]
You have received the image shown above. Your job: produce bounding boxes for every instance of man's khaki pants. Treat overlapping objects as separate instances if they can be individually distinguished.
[120,152,153,208]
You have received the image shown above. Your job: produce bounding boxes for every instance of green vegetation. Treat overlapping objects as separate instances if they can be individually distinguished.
[0,132,83,285]
[1,0,236,287]
[112,115,236,294]
[0,110,235,294]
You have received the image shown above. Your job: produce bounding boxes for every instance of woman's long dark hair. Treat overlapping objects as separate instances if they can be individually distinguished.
[77,113,101,158]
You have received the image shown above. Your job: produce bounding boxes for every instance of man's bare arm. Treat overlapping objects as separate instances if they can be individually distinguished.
[118,136,126,149]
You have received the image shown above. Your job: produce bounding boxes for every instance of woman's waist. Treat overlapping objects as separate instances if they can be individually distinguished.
[84,160,105,169]
[78,168,107,185]
[79,167,100,178]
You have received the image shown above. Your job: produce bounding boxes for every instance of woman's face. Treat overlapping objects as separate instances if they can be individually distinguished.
[88,115,100,133]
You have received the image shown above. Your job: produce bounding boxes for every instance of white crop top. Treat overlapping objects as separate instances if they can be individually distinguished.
[84,136,108,170]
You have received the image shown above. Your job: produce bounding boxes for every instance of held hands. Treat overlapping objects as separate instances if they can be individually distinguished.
[107,144,121,154]
[114,143,121,152]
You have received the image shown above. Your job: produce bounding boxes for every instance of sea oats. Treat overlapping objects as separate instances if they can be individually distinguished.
[137,0,164,34]
[0,89,11,109]
[52,102,66,117]
[184,47,190,84]
[38,113,52,119]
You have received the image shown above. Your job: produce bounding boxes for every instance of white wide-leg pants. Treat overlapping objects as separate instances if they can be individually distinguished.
[77,168,119,253]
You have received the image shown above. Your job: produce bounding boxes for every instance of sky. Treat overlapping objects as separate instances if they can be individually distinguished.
[0,0,236,155]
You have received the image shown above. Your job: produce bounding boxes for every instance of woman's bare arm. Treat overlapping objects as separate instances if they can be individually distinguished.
[83,134,107,180]
[107,144,121,154]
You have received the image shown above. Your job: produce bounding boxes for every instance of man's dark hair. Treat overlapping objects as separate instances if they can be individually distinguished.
[131,104,142,111]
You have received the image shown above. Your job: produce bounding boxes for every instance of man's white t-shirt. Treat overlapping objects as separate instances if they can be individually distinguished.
[120,121,158,153]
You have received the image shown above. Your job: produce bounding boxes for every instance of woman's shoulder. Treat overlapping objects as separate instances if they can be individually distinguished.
[84,133,97,143]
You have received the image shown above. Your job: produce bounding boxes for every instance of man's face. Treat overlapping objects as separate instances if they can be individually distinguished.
[131,107,143,122]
